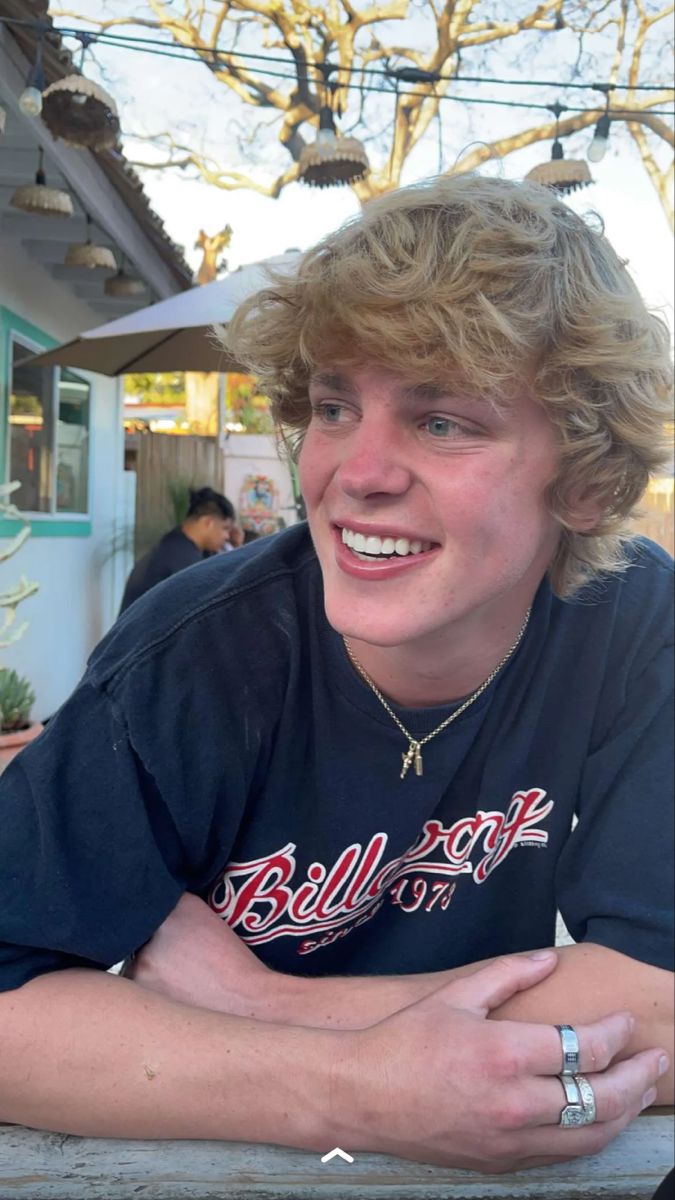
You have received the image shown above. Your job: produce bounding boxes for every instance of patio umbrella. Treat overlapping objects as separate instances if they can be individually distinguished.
[26,252,300,375]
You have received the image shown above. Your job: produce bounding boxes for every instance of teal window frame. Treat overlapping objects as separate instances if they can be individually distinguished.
[0,306,91,538]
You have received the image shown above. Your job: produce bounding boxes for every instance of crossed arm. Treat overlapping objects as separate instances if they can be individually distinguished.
[0,893,670,1173]
[127,893,674,1098]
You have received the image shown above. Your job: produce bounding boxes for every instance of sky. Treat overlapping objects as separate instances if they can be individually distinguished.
[51,3,674,327]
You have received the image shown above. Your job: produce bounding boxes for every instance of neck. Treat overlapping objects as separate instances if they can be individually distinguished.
[345,599,533,709]
[181,521,204,551]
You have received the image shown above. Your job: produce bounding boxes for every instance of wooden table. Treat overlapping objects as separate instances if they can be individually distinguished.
[1,1111,672,1199]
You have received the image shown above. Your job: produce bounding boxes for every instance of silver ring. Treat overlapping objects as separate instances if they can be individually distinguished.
[558,1074,593,1128]
[556,1023,580,1075]
[574,1074,597,1124]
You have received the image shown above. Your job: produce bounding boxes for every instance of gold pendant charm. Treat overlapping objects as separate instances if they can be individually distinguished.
[401,741,421,780]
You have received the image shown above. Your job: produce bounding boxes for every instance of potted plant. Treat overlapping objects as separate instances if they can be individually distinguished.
[0,481,40,772]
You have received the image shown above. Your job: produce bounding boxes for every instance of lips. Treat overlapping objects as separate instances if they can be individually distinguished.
[332,523,439,578]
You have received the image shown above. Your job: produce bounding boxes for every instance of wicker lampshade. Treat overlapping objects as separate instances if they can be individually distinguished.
[10,151,74,217]
[104,269,145,297]
[65,239,117,270]
[41,75,120,151]
[526,139,593,195]
[299,108,369,188]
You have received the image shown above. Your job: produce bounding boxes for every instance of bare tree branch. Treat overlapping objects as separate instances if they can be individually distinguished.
[52,0,675,222]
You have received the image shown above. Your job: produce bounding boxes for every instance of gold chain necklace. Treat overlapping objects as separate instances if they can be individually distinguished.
[343,608,531,780]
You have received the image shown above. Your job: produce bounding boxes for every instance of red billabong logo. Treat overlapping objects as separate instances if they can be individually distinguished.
[209,788,552,955]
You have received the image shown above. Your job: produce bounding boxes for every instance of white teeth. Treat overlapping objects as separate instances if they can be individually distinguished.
[340,527,432,559]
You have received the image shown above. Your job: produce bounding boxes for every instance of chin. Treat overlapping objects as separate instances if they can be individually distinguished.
[323,597,431,648]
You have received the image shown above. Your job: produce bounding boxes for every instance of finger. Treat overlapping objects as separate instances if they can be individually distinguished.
[512,1048,666,1128]
[512,1107,637,1165]
[432,952,558,1016]
[496,1010,635,1077]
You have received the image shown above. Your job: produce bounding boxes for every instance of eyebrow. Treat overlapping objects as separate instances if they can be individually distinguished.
[308,370,495,409]
[308,371,358,396]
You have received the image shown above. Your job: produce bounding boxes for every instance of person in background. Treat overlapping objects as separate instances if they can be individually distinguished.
[119,486,235,612]
[222,522,245,552]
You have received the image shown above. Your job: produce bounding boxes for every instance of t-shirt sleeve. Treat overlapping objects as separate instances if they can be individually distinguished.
[0,678,190,992]
[555,637,674,972]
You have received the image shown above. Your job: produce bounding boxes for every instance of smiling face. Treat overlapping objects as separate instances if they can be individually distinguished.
[299,365,564,656]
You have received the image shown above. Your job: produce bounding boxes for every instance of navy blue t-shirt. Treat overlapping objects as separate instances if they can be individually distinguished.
[0,524,672,990]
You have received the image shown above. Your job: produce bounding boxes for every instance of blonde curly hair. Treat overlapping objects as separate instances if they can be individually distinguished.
[226,174,673,596]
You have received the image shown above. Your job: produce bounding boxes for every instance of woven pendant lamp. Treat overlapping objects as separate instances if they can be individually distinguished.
[65,215,116,270]
[10,148,74,217]
[41,75,120,151]
[104,266,145,297]
[526,138,593,195]
[298,106,369,188]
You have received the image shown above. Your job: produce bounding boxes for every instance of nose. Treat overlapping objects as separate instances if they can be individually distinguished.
[335,418,412,502]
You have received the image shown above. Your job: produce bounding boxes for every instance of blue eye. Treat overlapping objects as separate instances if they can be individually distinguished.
[322,404,343,422]
[426,416,461,437]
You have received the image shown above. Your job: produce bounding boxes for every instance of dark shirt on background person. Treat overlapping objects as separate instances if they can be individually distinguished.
[119,486,235,614]
[119,527,207,613]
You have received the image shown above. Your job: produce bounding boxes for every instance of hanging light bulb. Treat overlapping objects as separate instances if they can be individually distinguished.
[587,113,611,163]
[315,105,338,152]
[18,38,45,117]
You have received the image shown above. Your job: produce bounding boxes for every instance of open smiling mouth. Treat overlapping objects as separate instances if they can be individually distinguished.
[339,525,437,562]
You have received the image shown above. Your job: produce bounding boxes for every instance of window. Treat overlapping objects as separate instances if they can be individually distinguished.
[7,336,90,516]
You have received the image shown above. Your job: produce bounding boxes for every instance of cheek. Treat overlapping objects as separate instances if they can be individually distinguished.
[297,433,326,502]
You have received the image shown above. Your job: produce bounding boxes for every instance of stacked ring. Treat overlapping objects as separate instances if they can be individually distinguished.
[555,1023,597,1128]
[558,1075,587,1127]
[556,1023,580,1075]
[574,1074,597,1123]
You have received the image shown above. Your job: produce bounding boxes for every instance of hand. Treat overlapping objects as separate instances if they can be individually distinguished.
[338,952,668,1172]
[228,524,244,548]
[125,893,287,1019]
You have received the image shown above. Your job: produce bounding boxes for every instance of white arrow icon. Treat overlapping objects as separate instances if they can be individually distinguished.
[320,1147,354,1164]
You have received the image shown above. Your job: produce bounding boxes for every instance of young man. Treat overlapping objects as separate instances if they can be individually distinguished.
[119,485,236,612]
[0,176,672,1174]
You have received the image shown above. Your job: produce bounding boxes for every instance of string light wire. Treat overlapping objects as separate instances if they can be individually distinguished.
[1,15,673,119]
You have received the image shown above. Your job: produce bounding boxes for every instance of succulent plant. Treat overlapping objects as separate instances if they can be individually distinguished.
[0,668,35,732]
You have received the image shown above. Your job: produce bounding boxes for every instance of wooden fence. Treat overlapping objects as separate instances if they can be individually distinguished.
[134,433,224,558]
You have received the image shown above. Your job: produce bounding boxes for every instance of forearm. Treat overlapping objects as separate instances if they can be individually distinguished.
[0,968,346,1143]
[279,946,672,1103]
[488,943,674,1104]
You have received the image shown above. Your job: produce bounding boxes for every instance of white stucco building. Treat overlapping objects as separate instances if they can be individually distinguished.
[0,3,192,719]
